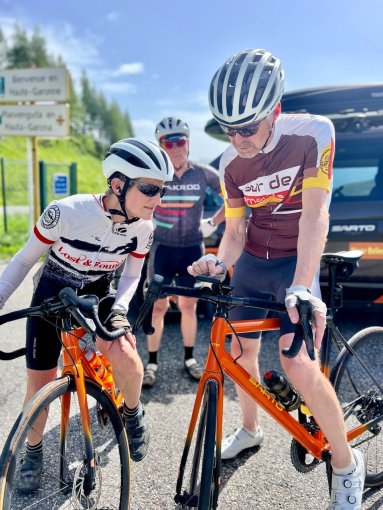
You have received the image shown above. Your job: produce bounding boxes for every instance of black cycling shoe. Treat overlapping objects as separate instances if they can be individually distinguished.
[124,404,150,462]
[16,450,43,492]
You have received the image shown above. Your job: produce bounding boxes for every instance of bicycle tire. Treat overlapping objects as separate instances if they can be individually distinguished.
[188,379,218,510]
[331,326,383,487]
[0,375,130,509]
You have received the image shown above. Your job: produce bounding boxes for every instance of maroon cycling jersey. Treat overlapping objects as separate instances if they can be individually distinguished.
[153,161,221,247]
[220,114,335,258]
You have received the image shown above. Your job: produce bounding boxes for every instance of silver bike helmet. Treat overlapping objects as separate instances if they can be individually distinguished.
[103,137,174,182]
[209,49,284,127]
[155,117,190,141]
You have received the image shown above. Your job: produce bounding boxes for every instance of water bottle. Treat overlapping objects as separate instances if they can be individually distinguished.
[263,370,301,411]
[80,336,114,391]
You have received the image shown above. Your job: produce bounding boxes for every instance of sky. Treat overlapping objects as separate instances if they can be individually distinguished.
[0,0,382,163]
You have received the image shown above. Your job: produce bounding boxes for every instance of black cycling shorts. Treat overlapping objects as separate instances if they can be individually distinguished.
[148,244,203,287]
[229,250,319,339]
[26,275,111,370]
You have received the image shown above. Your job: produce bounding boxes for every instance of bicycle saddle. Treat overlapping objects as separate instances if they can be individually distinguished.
[321,250,364,282]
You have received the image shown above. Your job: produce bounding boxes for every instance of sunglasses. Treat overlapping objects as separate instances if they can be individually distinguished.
[160,138,187,150]
[135,182,167,198]
[219,120,263,138]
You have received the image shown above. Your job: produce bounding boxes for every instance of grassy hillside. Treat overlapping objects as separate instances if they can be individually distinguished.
[0,135,106,193]
[0,135,107,260]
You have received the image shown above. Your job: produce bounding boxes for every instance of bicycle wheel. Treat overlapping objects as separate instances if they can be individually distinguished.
[179,379,219,510]
[331,326,383,487]
[0,375,130,509]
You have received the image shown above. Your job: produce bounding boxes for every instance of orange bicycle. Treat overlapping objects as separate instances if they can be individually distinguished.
[134,250,383,509]
[0,288,131,510]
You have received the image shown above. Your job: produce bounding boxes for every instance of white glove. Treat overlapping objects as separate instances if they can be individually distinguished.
[285,285,327,317]
[194,253,227,282]
[200,218,218,238]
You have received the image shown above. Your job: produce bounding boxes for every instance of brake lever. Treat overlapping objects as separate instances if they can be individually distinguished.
[282,298,315,361]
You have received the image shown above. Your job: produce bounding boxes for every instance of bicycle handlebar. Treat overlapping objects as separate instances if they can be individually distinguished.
[132,274,315,360]
[0,287,127,360]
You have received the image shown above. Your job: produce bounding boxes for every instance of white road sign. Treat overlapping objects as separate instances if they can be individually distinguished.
[0,67,69,102]
[0,104,69,138]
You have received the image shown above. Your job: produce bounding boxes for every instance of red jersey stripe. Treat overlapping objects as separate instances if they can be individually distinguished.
[34,225,55,245]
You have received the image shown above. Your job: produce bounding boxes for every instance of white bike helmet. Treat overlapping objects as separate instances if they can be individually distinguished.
[209,49,284,127]
[155,117,190,141]
[103,138,174,182]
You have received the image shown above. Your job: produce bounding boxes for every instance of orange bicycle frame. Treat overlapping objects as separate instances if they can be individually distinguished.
[59,327,123,476]
[181,315,371,471]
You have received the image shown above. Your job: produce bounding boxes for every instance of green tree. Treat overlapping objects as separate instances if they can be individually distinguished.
[6,26,33,68]
[81,72,100,121]
[30,28,51,67]
[0,28,7,69]
[124,112,134,138]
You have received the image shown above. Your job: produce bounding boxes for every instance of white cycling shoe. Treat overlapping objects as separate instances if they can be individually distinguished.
[221,426,264,460]
[328,449,365,509]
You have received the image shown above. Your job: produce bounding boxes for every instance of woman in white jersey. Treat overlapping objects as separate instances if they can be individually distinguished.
[0,138,174,491]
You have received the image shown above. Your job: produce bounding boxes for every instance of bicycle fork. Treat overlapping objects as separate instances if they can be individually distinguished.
[60,330,97,496]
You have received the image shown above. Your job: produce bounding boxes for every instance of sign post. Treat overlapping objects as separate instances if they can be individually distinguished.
[0,67,70,224]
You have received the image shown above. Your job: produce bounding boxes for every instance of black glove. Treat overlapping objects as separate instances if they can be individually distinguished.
[106,310,131,333]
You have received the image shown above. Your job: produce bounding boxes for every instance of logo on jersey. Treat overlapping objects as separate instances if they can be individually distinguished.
[146,231,154,250]
[319,143,332,176]
[41,205,60,229]
[112,223,129,236]
[239,166,300,207]
[167,184,201,191]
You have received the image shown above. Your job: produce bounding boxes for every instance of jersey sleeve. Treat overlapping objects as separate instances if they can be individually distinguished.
[219,147,247,218]
[303,116,335,192]
[130,221,154,258]
[202,164,222,195]
[33,201,67,245]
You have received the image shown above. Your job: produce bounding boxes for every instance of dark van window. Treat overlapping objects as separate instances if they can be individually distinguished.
[332,165,381,201]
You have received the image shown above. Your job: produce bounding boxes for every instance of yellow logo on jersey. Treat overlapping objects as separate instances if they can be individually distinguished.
[320,144,332,176]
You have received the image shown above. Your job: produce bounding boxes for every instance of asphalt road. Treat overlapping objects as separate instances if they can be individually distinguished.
[0,263,382,510]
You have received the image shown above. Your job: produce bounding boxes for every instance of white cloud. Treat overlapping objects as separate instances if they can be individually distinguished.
[0,17,102,84]
[101,82,137,94]
[106,12,118,21]
[113,62,144,76]
[132,118,157,141]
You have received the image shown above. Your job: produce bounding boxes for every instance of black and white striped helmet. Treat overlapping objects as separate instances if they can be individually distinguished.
[209,49,284,127]
[103,138,174,182]
[155,117,190,141]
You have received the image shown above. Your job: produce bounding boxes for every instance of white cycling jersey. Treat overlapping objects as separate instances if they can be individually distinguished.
[0,193,154,313]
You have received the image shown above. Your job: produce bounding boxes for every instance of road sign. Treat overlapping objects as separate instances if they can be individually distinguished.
[53,173,69,195]
[0,104,69,138]
[0,67,69,102]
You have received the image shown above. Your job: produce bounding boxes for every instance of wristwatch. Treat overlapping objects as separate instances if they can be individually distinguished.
[207,218,216,227]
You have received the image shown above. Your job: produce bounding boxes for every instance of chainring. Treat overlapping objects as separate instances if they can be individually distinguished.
[290,439,320,473]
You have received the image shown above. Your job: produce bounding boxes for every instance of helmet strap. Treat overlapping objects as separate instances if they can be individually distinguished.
[108,179,139,224]
[260,115,278,152]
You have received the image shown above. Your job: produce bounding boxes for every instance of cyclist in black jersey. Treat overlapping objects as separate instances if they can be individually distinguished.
[0,138,174,490]
[188,49,365,510]
[142,117,225,388]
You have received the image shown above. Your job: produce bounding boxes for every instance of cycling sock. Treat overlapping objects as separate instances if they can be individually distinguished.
[243,426,260,437]
[184,347,194,360]
[333,460,357,476]
[123,403,140,417]
[148,351,158,365]
[26,441,43,453]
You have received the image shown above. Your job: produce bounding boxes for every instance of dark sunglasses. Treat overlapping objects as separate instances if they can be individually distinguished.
[135,183,167,198]
[219,120,263,138]
[160,138,187,150]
